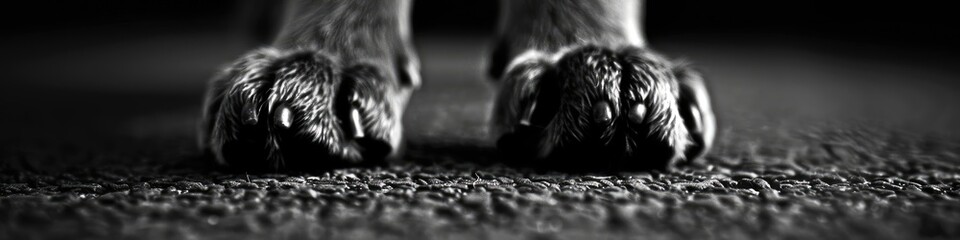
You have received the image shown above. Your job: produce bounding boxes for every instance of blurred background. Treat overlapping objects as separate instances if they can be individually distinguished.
[0,0,958,170]
[1,0,956,93]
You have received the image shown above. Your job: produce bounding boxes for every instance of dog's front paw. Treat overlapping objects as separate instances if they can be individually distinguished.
[491,46,715,171]
[200,48,410,170]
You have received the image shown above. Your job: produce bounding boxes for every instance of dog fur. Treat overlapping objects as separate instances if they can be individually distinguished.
[200,0,715,171]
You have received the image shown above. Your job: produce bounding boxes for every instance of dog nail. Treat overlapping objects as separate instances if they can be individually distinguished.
[242,102,259,125]
[592,101,613,124]
[274,104,293,129]
[519,100,538,127]
[629,103,646,124]
[688,104,703,133]
[344,93,366,139]
[348,107,365,139]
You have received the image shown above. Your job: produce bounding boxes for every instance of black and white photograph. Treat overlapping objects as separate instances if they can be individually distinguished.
[1,0,958,239]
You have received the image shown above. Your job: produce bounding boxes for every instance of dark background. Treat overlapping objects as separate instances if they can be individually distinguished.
[1,0,955,93]
[3,1,957,44]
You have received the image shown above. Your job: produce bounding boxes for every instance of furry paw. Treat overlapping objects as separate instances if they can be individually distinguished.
[491,45,715,171]
[200,48,413,170]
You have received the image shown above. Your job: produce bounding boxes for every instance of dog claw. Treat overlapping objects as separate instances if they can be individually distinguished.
[242,101,259,126]
[676,68,716,161]
[340,92,366,139]
[628,102,647,125]
[519,100,538,127]
[347,107,365,139]
[274,104,293,129]
[592,101,613,124]
[687,104,703,133]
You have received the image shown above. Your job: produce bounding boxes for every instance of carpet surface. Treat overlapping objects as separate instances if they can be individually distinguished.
[1,31,959,239]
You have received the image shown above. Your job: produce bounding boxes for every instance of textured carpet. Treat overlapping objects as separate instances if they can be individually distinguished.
[1,32,959,239]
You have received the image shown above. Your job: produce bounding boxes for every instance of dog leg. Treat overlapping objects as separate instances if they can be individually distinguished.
[200,0,419,171]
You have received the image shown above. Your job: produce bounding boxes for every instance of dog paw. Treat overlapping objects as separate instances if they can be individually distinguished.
[491,45,715,171]
[199,48,414,170]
